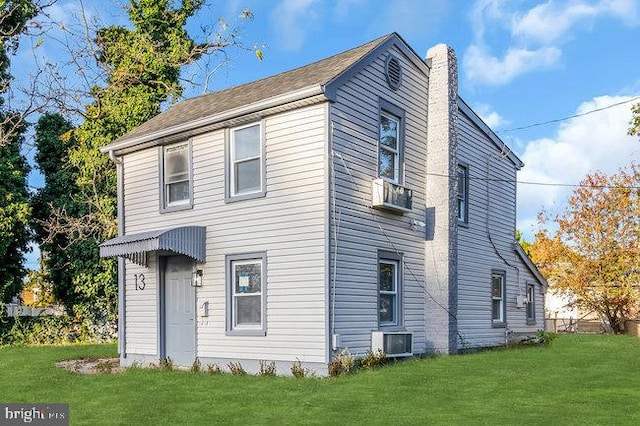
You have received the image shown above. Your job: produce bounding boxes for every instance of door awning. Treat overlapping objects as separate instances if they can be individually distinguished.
[99,226,206,266]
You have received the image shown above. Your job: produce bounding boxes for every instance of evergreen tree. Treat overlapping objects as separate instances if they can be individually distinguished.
[0,121,30,303]
[31,113,77,305]
[0,0,37,303]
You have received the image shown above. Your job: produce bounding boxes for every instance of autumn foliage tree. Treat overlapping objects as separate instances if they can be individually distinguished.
[530,164,639,333]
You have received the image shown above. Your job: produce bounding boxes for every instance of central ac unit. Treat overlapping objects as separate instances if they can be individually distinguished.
[371,331,413,357]
[371,179,413,214]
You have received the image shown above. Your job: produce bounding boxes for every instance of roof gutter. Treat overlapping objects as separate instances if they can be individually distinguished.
[101,84,326,155]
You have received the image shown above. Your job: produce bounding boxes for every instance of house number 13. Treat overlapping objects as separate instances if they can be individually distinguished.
[134,274,146,291]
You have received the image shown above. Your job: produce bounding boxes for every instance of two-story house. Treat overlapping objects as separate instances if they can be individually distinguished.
[99,32,546,375]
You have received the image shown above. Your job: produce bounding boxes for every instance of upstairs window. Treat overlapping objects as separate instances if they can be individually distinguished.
[161,142,192,211]
[228,122,264,200]
[492,271,506,325]
[378,100,405,184]
[457,164,469,224]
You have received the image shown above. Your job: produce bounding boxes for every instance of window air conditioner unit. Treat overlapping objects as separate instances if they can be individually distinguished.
[371,179,413,214]
[371,331,413,358]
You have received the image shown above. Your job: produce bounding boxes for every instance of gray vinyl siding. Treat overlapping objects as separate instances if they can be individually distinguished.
[329,45,429,356]
[456,110,525,348]
[121,103,328,364]
[124,258,157,356]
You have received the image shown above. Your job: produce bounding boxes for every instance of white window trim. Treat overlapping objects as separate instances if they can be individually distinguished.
[378,99,405,185]
[379,111,400,183]
[457,163,469,225]
[226,252,267,336]
[226,122,266,202]
[526,283,536,324]
[492,271,506,326]
[378,250,403,329]
[159,141,193,213]
[379,259,399,326]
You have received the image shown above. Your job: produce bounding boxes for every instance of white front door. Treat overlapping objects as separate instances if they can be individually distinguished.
[164,256,195,366]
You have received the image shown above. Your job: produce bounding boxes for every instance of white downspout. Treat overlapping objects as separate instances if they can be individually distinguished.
[108,150,126,358]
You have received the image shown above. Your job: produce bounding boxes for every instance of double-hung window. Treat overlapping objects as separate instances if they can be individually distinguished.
[457,164,469,224]
[378,100,404,183]
[526,284,536,323]
[226,252,267,335]
[378,251,402,327]
[492,271,506,325]
[161,142,192,211]
[228,122,264,200]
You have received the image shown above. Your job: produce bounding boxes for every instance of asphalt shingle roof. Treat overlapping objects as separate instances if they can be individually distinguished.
[115,33,394,145]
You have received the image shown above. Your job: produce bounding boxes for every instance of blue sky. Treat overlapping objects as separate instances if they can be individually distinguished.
[13,0,640,268]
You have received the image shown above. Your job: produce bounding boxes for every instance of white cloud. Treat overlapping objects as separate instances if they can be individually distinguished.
[270,0,321,52]
[604,0,640,25]
[463,44,561,86]
[474,103,509,129]
[465,0,639,86]
[516,95,640,238]
[511,2,600,44]
[512,0,639,44]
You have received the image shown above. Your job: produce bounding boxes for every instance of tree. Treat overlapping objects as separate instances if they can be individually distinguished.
[1,0,41,146]
[35,0,256,333]
[630,103,640,137]
[0,0,37,303]
[31,113,77,305]
[530,165,640,333]
[515,230,531,255]
[0,119,30,303]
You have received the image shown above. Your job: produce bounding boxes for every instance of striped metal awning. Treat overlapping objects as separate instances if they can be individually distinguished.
[99,226,206,266]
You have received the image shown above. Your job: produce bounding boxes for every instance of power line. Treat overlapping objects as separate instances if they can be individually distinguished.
[421,170,640,190]
[498,96,640,133]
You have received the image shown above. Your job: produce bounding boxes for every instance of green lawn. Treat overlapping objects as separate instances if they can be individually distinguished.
[1,334,639,425]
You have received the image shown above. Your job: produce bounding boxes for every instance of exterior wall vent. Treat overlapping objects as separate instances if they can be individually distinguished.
[385,55,402,90]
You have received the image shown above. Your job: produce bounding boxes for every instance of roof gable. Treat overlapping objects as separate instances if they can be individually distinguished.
[457,97,524,170]
[514,242,548,289]
[104,32,427,153]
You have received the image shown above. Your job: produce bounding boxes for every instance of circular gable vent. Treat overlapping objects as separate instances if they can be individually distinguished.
[385,55,402,90]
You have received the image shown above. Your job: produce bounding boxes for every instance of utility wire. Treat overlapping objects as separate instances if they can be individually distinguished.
[498,96,640,133]
[403,170,640,190]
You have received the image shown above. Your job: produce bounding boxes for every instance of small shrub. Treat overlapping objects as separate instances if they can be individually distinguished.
[535,330,557,346]
[160,357,174,371]
[290,359,310,378]
[0,314,115,346]
[228,361,246,376]
[206,363,222,375]
[329,348,355,377]
[258,360,277,376]
[190,357,201,373]
[360,349,387,369]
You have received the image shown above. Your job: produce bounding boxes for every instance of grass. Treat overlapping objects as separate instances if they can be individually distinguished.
[1,334,639,425]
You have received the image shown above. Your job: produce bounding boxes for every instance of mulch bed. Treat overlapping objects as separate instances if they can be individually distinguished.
[55,358,123,374]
